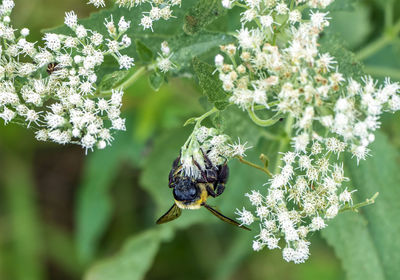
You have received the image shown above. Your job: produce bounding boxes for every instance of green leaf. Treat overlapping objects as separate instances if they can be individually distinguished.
[183,0,227,35]
[76,129,144,264]
[322,132,400,280]
[219,106,264,146]
[192,57,229,110]
[322,212,385,280]
[98,69,130,92]
[84,227,173,280]
[169,31,235,75]
[148,72,164,91]
[320,35,365,79]
[328,3,372,49]
[326,0,358,11]
[135,40,154,63]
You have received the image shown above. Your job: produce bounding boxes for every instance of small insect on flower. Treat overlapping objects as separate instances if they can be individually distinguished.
[156,150,250,230]
[46,62,59,75]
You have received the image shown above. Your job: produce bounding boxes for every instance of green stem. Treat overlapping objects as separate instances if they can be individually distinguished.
[339,192,379,213]
[195,107,219,125]
[236,156,273,177]
[99,66,147,95]
[385,0,394,28]
[247,108,281,127]
[253,101,279,110]
[356,19,400,61]
[182,107,219,148]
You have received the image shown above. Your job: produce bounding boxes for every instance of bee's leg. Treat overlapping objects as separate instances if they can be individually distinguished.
[205,169,218,183]
[172,156,181,169]
[169,156,181,187]
[201,149,214,169]
[192,158,209,182]
[206,184,217,198]
[215,183,225,196]
[217,163,229,184]
[168,170,175,187]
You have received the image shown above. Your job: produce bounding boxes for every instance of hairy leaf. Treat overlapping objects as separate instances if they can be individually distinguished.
[322,132,400,280]
[327,0,358,11]
[183,0,227,34]
[98,69,130,92]
[320,35,365,79]
[192,57,229,110]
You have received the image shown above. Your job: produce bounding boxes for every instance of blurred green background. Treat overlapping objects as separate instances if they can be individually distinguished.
[1,0,400,280]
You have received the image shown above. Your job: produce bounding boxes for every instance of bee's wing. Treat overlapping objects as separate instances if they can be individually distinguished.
[156,203,182,224]
[203,203,250,231]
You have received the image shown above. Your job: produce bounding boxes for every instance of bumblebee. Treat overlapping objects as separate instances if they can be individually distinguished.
[156,151,250,230]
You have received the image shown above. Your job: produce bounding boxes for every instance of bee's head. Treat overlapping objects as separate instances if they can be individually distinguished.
[173,177,200,202]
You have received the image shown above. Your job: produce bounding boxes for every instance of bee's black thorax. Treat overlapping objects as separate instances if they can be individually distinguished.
[172,177,200,202]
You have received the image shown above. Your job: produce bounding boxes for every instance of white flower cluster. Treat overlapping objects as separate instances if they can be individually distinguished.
[216,0,400,162]
[180,126,250,179]
[238,138,354,263]
[88,0,181,31]
[214,0,400,262]
[0,0,134,151]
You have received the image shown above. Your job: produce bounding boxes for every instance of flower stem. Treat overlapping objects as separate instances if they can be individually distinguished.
[182,107,219,149]
[247,109,281,127]
[236,156,273,177]
[339,192,379,213]
[195,107,219,124]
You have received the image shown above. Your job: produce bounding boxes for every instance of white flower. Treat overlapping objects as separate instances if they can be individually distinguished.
[64,11,78,28]
[310,216,326,231]
[44,33,61,51]
[140,16,153,30]
[229,139,251,157]
[20,28,29,36]
[88,0,105,8]
[246,191,263,206]
[118,16,130,33]
[236,207,254,226]
[118,55,134,69]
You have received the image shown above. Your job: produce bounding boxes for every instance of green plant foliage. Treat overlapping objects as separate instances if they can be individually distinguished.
[192,57,230,110]
[148,72,165,91]
[98,69,130,93]
[135,40,154,63]
[328,3,372,49]
[76,130,144,263]
[326,0,358,11]
[322,132,400,280]
[169,31,235,75]
[183,0,227,34]
[320,36,365,79]
[84,227,173,280]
